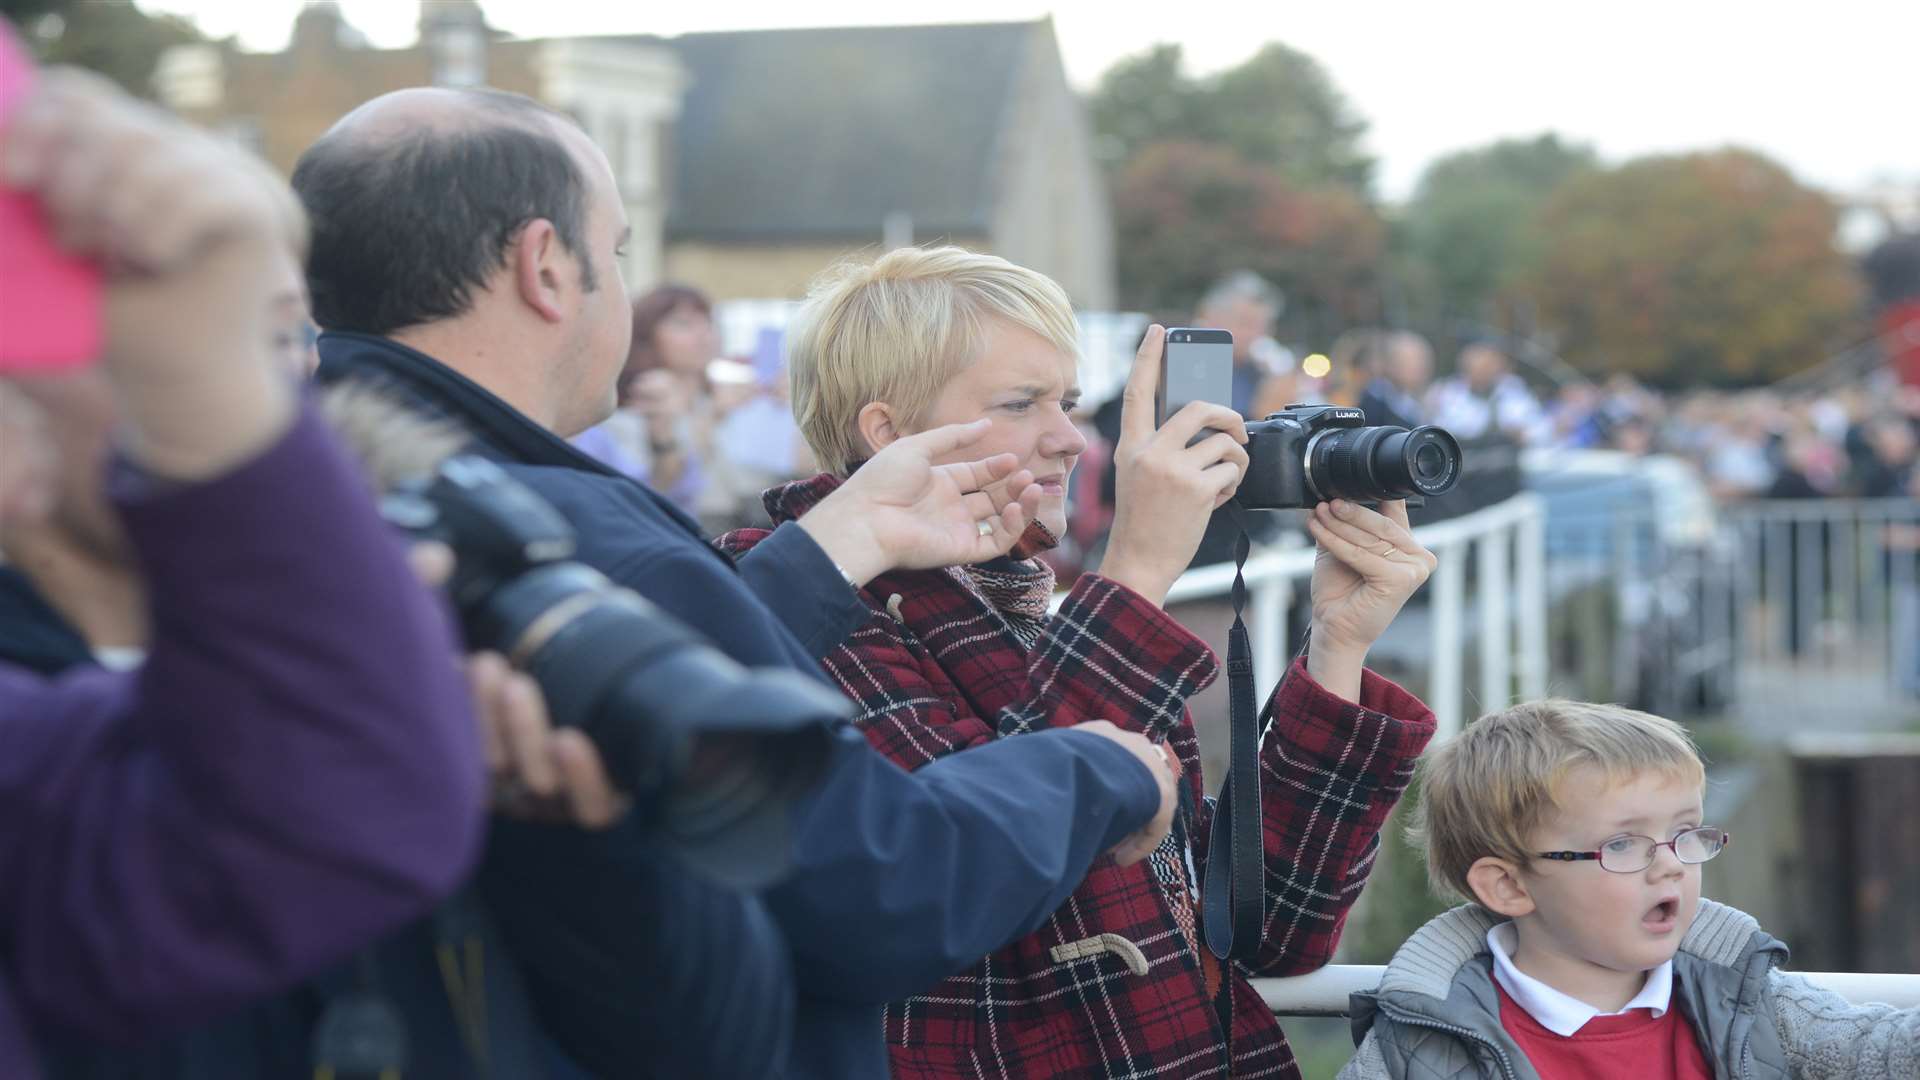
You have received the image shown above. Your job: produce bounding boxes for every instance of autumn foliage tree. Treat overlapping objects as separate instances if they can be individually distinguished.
[1526,149,1863,385]
[1112,140,1385,332]
[1400,135,1598,322]
[1091,42,1385,331]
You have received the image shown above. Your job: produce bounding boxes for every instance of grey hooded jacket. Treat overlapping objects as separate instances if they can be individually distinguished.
[1336,900,1918,1079]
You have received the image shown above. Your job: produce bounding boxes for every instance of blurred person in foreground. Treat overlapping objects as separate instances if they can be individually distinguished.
[722,247,1440,1079]
[294,86,1179,1078]
[2,380,622,1079]
[0,70,485,1074]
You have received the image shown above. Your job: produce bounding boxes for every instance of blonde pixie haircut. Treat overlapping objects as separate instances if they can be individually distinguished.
[1410,700,1706,905]
[787,246,1082,475]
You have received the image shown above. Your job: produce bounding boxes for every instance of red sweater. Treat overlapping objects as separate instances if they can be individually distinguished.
[1496,982,1712,1080]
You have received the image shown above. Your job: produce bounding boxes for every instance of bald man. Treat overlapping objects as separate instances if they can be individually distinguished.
[293,88,1177,1080]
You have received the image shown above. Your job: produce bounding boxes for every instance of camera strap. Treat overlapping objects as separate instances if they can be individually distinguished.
[1200,500,1269,965]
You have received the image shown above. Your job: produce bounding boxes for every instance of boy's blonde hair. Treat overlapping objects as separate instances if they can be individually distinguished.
[1410,700,1705,904]
[786,246,1081,475]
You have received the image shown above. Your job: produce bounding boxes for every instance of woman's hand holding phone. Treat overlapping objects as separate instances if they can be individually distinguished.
[1098,325,1249,607]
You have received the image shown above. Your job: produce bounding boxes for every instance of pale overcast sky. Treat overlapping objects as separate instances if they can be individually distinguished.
[136,0,1919,202]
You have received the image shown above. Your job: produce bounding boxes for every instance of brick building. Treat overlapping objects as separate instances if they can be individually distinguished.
[156,3,1114,306]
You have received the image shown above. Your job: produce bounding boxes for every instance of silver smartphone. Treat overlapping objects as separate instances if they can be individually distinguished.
[1156,327,1235,428]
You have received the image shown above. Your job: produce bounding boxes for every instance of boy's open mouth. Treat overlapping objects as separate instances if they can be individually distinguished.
[1643,897,1681,930]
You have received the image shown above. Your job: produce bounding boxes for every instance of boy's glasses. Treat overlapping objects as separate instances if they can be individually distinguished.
[1537,826,1730,874]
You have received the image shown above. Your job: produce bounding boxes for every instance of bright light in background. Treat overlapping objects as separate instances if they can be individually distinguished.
[135,0,1919,201]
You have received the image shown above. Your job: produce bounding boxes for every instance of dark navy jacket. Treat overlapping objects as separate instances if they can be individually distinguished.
[316,332,1161,1079]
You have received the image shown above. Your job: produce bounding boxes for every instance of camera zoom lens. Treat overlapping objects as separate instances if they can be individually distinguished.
[1414,443,1449,482]
[1309,425,1462,502]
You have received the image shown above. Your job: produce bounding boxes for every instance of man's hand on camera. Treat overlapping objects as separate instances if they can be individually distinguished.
[798,419,1042,585]
[1071,720,1176,867]
[466,652,631,829]
[1,69,305,480]
[1304,499,1437,702]
[1098,325,1250,607]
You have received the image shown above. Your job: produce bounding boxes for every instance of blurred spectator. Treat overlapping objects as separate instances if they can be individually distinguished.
[1323,327,1378,407]
[1194,270,1297,418]
[1766,424,1844,499]
[1426,338,1546,443]
[1356,330,1433,429]
[572,285,807,534]
[1702,395,1779,499]
[571,285,714,500]
[1854,412,1919,498]
[1545,382,1607,448]
[1184,272,1300,566]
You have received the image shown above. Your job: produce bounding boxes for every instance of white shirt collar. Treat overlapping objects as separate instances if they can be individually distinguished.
[1486,922,1672,1037]
[92,646,147,672]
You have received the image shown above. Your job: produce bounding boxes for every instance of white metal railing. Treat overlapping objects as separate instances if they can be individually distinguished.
[1251,966,1920,1017]
[1719,497,1920,714]
[1159,493,1550,741]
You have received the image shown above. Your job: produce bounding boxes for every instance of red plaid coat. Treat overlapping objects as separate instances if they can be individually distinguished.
[720,475,1436,1080]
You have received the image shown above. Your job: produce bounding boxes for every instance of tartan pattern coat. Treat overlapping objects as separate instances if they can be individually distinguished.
[719,474,1437,1079]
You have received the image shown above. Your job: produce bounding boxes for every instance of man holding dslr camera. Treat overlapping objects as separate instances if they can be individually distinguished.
[0,68,488,1075]
[295,87,1180,1078]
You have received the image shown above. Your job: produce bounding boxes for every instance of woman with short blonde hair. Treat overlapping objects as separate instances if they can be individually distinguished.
[723,246,1442,1080]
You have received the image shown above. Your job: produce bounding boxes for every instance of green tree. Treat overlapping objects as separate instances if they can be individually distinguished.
[1529,148,1863,385]
[1,0,63,27]
[5,0,206,99]
[1206,42,1373,193]
[1111,140,1386,334]
[1088,41,1374,195]
[1401,134,1597,321]
[1085,44,1199,172]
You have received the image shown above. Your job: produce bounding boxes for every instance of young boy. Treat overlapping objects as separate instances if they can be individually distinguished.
[1339,700,1918,1079]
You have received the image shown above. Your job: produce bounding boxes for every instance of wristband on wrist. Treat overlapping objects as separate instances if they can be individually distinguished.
[830,559,859,592]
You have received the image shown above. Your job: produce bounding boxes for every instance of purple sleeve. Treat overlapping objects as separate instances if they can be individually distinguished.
[0,405,485,1042]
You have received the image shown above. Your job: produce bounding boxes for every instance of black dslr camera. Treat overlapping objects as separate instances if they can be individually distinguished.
[382,456,846,886]
[1239,404,1463,510]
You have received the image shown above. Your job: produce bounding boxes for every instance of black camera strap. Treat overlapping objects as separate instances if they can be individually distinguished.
[1200,500,1269,966]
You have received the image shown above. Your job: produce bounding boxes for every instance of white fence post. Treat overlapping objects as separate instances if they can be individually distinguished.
[1516,499,1549,700]
[1478,527,1512,713]
[1253,574,1289,707]
[1430,543,1466,741]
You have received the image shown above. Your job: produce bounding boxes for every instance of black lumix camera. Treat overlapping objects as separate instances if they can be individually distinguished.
[1239,404,1463,510]
[382,456,844,886]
